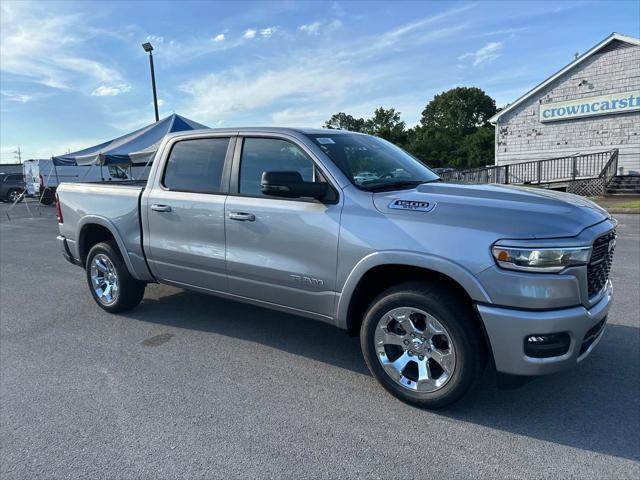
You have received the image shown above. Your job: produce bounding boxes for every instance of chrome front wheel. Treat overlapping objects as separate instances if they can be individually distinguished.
[374,307,456,393]
[90,253,119,306]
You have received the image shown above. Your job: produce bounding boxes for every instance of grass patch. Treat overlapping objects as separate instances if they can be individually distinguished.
[612,200,640,209]
[589,196,640,210]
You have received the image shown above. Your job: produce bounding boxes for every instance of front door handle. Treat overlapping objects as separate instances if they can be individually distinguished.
[151,204,172,212]
[228,211,255,222]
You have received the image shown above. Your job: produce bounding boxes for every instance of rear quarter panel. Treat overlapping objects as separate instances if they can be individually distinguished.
[57,182,153,280]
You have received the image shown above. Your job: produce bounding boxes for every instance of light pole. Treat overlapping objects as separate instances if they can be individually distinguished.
[142,42,159,122]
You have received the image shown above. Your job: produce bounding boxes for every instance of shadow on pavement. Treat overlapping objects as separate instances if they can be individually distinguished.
[449,320,639,462]
[123,288,368,375]
[124,288,639,462]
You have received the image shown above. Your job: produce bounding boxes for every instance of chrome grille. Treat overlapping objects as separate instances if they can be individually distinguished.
[587,230,616,298]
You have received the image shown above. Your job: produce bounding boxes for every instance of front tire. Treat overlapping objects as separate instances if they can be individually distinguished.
[7,189,24,203]
[85,241,146,313]
[361,282,486,409]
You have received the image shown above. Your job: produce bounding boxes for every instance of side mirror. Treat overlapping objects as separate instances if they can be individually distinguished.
[261,171,329,200]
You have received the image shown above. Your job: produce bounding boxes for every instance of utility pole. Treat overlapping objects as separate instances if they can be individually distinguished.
[13,146,21,164]
[142,42,160,122]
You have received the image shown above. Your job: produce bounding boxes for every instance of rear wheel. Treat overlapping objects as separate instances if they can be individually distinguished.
[360,282,486,408]
[39,187,55,205]
[85,241,146,313]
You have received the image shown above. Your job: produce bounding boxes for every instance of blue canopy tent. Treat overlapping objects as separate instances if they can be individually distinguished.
[52,114,208,167]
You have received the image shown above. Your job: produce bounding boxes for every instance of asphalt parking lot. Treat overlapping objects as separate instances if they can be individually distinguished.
[1,201,639,479]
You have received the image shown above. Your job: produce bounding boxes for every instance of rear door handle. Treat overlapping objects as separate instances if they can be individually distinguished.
[228,211,255,222]
[151,204,172,212]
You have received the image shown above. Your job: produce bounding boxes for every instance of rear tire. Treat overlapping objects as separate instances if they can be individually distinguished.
[360,282,486,409]
[39,187,55,205]
[85,241,146,313]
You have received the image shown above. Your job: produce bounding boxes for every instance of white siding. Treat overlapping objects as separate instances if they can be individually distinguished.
[495,42,640,174]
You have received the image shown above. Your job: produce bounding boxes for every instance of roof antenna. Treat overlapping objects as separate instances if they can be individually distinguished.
[574,52,579,60]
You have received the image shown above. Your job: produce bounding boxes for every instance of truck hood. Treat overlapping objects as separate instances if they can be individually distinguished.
[373,182,610,239]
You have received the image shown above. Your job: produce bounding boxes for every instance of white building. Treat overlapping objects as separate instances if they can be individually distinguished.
[489,33,640,176]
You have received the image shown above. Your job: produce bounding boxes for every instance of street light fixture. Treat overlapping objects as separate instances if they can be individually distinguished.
[142,42,159,122]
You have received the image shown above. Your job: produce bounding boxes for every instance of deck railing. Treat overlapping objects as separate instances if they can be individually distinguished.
[439,149,619,186]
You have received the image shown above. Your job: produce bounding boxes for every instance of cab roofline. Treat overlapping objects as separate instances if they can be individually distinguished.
[163,126,362,140]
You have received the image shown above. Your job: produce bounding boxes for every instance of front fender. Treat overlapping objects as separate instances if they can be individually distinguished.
[335,250,493,329]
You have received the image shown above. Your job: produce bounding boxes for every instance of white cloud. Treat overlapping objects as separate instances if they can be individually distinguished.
[1,91,35,103]
[381,3,473,43]
[243,29,257,39]
[459,42,503,66]
[91,84,131,97]
[271,107,328,126]
[298,20,342,36]
[157,98,166,107]
[178,8,469,126]
[146,34,164,44]
[341,5,471,61]
[154,34,247,65]
[0,137,106,162]
[0,2,127,93]
[260,26,278,38]
[180,59,383,122]
[473,27,530,38]
[299,22,322,35]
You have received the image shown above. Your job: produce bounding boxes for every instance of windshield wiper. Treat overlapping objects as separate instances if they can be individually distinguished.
[365,180,427,192]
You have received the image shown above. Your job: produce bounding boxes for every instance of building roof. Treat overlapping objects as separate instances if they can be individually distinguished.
[489,32,640,124]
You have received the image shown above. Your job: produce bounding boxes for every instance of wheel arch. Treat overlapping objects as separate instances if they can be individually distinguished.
[77,216,137,277]
[336,252,492,335]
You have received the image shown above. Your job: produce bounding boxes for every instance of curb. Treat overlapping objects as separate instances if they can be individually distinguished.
[607,208,639,214]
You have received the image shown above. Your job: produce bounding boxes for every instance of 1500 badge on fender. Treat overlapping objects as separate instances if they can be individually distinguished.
[389,199,435,212]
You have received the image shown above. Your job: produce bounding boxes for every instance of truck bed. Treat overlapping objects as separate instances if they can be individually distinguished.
[56,181,152,281]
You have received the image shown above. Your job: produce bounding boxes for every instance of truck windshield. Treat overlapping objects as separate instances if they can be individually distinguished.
[306,133,439,191]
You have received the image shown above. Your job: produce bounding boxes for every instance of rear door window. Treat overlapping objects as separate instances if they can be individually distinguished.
[163,138,230,193]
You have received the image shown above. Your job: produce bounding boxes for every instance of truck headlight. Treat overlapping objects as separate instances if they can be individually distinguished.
[491,245,591,273]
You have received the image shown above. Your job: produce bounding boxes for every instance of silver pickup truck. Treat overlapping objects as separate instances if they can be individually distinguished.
[56,128,616,408]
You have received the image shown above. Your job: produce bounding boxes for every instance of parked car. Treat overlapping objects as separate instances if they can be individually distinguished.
[353,171,378,184]
[0,173,26,203]
[56,128,615,408]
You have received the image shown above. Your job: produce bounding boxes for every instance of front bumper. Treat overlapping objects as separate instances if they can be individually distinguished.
[477,280,612,376]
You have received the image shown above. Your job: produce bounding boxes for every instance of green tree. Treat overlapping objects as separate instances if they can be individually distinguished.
[419,87,496,134]
[406,127,460,168]
[409,87,496,168]
[323,112,366,132]
[364,107,407,144]
[461,124,495,168]
[323,87,497,168]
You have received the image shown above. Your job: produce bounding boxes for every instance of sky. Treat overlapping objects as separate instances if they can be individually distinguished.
[1,0,639,162]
